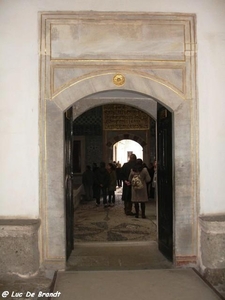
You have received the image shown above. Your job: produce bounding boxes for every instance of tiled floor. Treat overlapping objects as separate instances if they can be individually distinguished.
[74,187,157,243]
[69,187,172,271]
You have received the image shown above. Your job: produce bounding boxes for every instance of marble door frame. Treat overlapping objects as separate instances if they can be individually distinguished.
[39,12,198,272]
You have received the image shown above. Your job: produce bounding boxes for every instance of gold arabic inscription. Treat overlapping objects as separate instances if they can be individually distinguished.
[103,104,149,130]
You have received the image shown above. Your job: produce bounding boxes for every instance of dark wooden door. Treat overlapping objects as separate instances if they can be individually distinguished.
[64,107,74,260]
[157,104,173,261]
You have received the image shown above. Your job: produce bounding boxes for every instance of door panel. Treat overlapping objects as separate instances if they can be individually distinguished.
[64,107,74,260]
[157,105,173,261]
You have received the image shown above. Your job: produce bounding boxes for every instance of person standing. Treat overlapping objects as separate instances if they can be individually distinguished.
[116,161,122,187]
[151,160,157,199]
[129,159,151,218]
[94,162,110,207]
[107,163,117,206]
[147,162,155,199]
[121,154,137,215]
[82,165,94,201]
[92,162,99,201]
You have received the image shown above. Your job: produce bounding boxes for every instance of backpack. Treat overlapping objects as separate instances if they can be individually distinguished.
[131,174,144,190]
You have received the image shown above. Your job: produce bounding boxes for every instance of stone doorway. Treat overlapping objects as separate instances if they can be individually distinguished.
[39,12,198,272]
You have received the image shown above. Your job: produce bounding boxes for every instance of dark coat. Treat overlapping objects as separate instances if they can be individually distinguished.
[121,160,136,201]
[108,170,117,191]
[82,170,94,186]
[94,167,110,188]
[148,165,154,184]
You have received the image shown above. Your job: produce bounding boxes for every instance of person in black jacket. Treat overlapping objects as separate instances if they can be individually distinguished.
[92,162,99,201]
[94,162,110,207]
[82,165,94,201]
[121,154,137,215]
[148,162,155,199]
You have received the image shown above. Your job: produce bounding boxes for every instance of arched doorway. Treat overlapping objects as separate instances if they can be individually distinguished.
[40,82,196,271]
[39,12,198,273]
[70,97,172,261]
[113,140,143,165]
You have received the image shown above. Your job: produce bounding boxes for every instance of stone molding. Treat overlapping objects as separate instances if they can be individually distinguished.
[199,215,225,234]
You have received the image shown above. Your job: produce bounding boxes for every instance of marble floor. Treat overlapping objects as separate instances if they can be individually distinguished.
[73,187,157,243]
[68,187,173,271]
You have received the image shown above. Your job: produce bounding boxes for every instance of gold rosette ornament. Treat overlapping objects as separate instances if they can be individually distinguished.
[113,74,125,86]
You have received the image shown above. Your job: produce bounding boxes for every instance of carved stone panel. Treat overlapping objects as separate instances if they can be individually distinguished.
[40,12,196,100]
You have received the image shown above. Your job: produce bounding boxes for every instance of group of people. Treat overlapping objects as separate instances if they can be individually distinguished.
[82,155,156,218]
[82,162,118,207]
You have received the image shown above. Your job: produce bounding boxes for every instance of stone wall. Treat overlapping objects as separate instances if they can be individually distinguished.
[199,215,225,285]
[0,220,40,275]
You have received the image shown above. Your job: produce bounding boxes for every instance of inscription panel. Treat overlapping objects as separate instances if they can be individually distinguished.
[103,104,149,130]
[51,22,185,61]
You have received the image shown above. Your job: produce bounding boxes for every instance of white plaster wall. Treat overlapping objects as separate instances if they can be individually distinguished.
[0,0,225,217]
